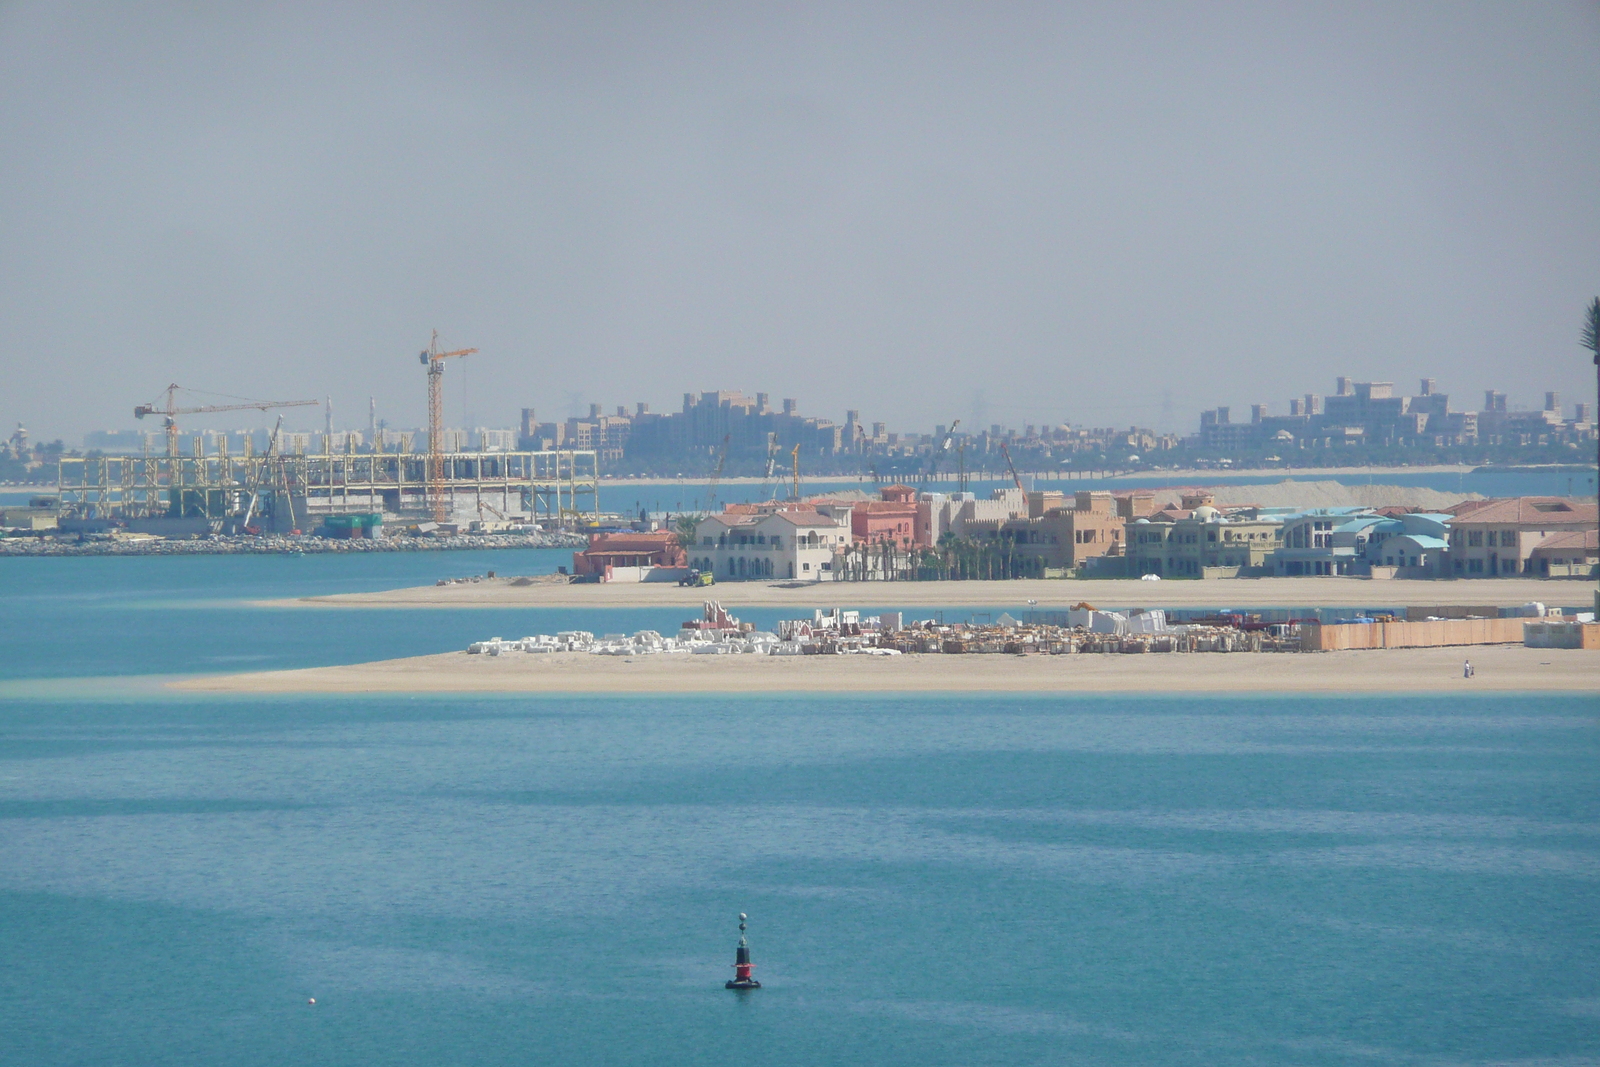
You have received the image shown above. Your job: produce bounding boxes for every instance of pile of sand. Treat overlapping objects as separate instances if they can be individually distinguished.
[1204,480,1478,512]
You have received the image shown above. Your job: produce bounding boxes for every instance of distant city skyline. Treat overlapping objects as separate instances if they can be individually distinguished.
[3,3,1598,442]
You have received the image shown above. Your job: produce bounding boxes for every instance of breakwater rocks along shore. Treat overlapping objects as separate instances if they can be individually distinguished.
[0,531,586,557]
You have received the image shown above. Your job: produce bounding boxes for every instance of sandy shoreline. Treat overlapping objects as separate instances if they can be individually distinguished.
[271,576,1595,611]
[171,644,1597,694]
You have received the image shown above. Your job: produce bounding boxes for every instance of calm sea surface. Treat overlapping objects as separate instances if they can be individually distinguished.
[1,553,1597,1066]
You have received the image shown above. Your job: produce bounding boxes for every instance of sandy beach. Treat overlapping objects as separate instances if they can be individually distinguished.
[172,643,1597,694]
[274,575,1593,611]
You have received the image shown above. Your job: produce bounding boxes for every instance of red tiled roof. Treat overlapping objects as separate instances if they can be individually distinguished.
[583,531,680,550]
[1446,497,1598,527]
[1530,529,1599,554]
[770,511,846,528]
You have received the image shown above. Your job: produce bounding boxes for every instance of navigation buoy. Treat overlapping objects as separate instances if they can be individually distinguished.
[308,998,316,1005]
[725,912,761,990]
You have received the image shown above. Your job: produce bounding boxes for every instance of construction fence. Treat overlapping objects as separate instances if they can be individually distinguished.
[1300,617,1526,651]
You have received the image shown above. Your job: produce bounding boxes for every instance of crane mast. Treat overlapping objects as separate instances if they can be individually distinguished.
[704,434,731,513]
[756,433,779,502]
[419,330,477,523]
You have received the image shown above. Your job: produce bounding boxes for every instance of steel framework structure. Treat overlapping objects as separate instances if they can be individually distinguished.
[57,449,601,528]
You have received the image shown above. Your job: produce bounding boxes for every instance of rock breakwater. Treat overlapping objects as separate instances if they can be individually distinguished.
[0,532,586,557]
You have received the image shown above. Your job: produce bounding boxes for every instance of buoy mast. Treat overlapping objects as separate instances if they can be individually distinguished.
[725,912,761,990]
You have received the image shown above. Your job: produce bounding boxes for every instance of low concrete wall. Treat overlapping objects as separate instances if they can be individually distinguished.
[1524,621,1600,650]
[1301,617,1525,651]
[601,565,691,583]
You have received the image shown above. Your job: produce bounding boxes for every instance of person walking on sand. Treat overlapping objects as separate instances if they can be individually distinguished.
[1463,659,1473,678]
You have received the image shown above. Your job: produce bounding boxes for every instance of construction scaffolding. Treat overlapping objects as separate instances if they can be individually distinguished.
[57,448,601,529]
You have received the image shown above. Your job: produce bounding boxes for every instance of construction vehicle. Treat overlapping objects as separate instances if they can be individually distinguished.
[418,330,478,523]
[678,568,715,587]
[472,497,515,533]
[134,385,318,458]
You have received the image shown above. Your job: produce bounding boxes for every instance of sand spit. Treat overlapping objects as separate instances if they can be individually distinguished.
[272,576,1592,612]
[171,644,1597,695]
[598,465,1491,487]
[1204,479,1476,511]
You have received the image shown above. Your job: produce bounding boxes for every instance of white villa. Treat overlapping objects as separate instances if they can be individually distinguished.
[690,509,852,581]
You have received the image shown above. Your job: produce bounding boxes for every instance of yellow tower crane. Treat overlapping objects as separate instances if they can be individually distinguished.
[418,331,477,523]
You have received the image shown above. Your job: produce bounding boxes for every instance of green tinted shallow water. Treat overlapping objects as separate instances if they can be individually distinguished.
[0,555,1596,1066]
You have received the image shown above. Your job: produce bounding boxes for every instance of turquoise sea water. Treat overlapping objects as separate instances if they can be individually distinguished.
[1,555,1597,1066]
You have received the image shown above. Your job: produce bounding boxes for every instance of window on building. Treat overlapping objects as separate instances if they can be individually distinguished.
[1467,530,1483,547]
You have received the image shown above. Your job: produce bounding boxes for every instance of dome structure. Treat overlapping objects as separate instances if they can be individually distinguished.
[1193,505,1222,523]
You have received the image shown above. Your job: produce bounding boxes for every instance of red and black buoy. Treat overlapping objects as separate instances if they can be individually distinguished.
[725,912,761,990]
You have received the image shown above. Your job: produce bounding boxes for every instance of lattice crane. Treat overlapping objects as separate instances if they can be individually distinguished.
[926,418,961,482]
[703,434,731,513]
[133,385,319,458]
[999,441,1025,491]
[419,330,477,523]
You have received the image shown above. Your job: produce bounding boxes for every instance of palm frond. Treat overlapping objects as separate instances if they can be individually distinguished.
[1582,296,1600,358]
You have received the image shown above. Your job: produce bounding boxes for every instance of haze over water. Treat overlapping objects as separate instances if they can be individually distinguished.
[1,555,1597,1065]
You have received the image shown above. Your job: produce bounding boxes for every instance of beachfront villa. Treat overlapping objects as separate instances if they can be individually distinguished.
[1122,497,1594,581]
[690,508,852,580]
[1123,505,1284,579]
[1271,510,1453,578]
[1444,497,1600,577]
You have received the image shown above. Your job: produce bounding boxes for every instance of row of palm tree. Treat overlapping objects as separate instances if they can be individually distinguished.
[914,531,1048,581]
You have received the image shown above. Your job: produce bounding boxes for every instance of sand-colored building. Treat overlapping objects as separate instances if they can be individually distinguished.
[963,490,1126,571]
[1444,497,1598,577]
[690,508,852,581]
[1527,530,1598,578]
[1124,505,1283,578]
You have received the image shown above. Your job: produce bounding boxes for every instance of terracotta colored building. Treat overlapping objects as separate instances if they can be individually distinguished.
[572,530,687,577]
[850,484,923,549]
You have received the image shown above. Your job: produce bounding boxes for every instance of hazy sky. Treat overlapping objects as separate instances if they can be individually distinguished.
[3,1,1598,442]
